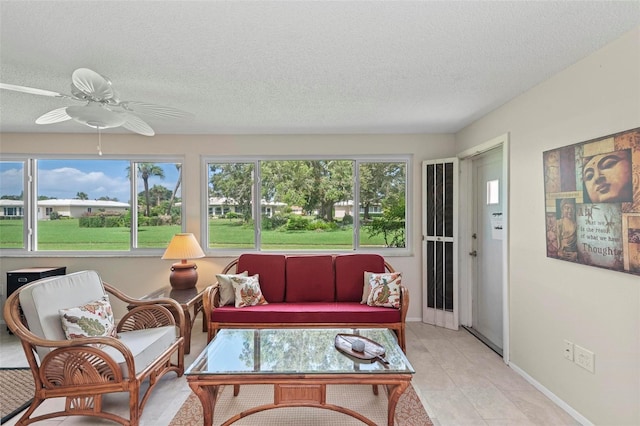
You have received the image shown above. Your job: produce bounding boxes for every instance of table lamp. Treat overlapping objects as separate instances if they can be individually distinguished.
[161,233,206,290]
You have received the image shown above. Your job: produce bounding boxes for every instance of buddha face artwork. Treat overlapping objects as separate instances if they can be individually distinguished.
[543,127,640,276]
[582,149,632,203]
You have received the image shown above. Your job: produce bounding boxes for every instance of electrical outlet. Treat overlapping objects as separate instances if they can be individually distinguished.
[574,345,595,373]
[563,340,574,361]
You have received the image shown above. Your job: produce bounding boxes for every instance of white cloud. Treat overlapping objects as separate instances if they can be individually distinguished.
[38,167,130,201]
[0,166,23,196]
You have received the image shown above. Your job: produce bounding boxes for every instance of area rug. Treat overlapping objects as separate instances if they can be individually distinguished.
[0,368,34,424]
[170,383,432,425]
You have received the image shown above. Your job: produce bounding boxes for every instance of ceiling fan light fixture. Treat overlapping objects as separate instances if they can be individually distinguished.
[2,67,191,136]
[66,103,126,129]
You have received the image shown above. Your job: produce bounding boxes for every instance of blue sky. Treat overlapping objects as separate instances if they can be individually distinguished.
[0,160,180,202]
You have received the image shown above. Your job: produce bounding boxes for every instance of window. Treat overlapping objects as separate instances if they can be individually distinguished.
[0,158,183,252]
[359,161,406,249]
[4,207,23,216]
[0,161,25,249]
[204,157,409,252]
[487,179,499,205]
[207,162,255,249]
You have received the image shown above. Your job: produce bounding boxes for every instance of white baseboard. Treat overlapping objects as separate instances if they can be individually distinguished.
[509,362,592,426]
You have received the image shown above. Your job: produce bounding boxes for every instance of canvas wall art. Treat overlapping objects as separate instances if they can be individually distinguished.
[543,127,640,276]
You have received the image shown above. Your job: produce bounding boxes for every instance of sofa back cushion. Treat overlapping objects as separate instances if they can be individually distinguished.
[334,254,386,302]
[285,255,335,302]
[237,254,286,302]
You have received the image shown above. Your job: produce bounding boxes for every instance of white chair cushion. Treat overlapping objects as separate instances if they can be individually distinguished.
[102,326,178,377]
[20,270,107,361]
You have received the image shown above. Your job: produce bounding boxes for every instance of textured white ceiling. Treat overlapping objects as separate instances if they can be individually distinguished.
[1,1,638,135]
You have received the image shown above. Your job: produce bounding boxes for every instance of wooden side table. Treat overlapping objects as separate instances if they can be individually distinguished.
[138,284,208,354]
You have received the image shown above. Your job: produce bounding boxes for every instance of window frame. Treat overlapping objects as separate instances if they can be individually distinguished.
[0,154,185,256]
[201,154,411,256]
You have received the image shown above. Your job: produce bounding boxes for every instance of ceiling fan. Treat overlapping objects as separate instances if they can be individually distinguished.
[0,68,192,136]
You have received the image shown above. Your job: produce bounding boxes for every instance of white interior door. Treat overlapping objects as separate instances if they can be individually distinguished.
[422,158,458,329]
[470,147,504,351]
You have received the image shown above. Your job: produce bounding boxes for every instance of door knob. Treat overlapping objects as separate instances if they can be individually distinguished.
[469,250,477,257]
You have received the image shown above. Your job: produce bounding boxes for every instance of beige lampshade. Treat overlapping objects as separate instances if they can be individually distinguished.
[161,233,206,260]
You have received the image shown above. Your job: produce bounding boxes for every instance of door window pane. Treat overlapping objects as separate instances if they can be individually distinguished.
[487,179,499,205]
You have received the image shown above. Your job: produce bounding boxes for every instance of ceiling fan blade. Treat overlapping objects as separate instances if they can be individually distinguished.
[118,101,193,119]
[122,114,155,136]
[35,107,72,124]
[72,68,116,101]
[0,83,71,99]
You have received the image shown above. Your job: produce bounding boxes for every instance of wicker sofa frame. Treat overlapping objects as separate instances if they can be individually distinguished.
[203,254,409,351]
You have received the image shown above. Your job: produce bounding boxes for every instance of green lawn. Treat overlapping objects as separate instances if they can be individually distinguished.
[0,219,23,248]
[0,218,386,250]
[0,219,180,250]
[208,219,386,249]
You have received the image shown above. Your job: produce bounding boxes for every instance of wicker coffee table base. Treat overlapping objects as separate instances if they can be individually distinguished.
[188,375,411,426]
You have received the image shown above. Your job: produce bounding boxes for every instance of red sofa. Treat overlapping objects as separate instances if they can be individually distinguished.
[203,253,409,351]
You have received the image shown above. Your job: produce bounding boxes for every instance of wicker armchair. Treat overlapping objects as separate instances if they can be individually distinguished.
[3,270,185,426]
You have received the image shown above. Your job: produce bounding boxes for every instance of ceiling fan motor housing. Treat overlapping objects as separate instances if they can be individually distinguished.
[66,103,126,129]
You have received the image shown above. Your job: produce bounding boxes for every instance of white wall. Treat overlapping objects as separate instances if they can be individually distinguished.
[0,133,456,322]
[456,27,640,425]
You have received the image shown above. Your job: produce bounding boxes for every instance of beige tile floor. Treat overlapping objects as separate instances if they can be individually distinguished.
[0,322,580,425]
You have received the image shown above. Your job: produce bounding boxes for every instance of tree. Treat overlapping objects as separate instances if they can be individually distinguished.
[147,185,172,206]
[209,163,254,222]
[166,164,182,216]
[359,162,405,220]
[130,163,165,217]
[75,191,88,200]
[1,192,23,200]
[261,160,352,221]
[366,194,406,248]
[312,160,353,221]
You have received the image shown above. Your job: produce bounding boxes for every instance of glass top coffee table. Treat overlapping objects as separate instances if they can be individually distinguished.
[185,328,415,426]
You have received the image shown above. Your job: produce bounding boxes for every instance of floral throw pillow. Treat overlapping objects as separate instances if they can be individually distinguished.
[59,296,117,341]
[366,272,402,309]
[231,275,268,308]
[216,271,249,306]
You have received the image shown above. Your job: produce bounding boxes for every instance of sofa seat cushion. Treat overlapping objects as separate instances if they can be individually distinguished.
[210,302,400,324]
[102,326,177,377]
